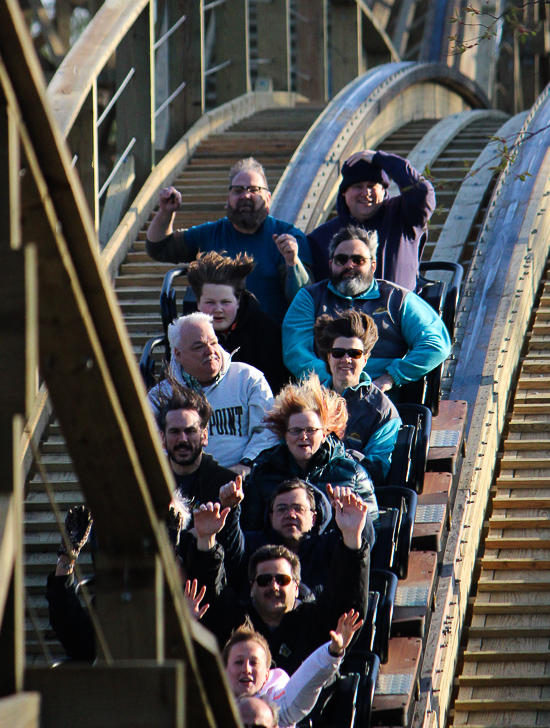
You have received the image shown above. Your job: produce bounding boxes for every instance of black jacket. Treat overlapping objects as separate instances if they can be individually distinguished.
[186,537,370,674]
[174,452,235,508]
[241,436,378,532]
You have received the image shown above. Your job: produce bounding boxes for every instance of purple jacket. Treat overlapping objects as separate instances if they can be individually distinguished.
[307,151,435,291]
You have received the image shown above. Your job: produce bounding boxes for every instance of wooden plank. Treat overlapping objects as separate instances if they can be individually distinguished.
[496,476,550,488]
[492,496,550,508]
[480,558,550,570]
[503,438,550,450]
[463,650,550,662]
[0,692,40,728]
[500,457,550,469]
[25,663,186,728]
[472,602,550,614]
[454,699,550,710]
[485,538,550,549]
[467,626,550,637]
[488,517,550,528]
[477,581,550,592]
[459,674,550,686]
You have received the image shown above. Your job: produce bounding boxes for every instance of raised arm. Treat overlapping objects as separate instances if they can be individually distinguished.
[146,186,182,242]
[268,611,363,726]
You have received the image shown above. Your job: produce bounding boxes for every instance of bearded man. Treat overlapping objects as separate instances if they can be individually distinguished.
[146,157,312,323]
[282,226,450,394]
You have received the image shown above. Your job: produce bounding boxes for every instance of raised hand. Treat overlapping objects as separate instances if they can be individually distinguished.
[219,475,244,509]
[328,487,368,550]
[158,186,182,212]
[193,502,230,551]
[184,578,209,620]
[329,610,364,656]
[58,505,93,559]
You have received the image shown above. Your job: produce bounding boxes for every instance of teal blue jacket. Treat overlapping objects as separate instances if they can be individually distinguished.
[282,278,451,386]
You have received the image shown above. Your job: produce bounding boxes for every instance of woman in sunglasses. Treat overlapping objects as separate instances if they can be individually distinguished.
[241,374,378,531]
[187,251,290,394]
[313,309,401,487]
[223,611,362,728]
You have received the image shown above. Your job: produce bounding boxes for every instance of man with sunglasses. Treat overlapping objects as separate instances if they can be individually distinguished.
[145,157,312,323]
[307,149,435,290]
[186,490,370,674]
[282,225,450,395]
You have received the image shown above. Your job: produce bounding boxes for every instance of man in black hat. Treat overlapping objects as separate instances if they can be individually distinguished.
[307,150,435,292]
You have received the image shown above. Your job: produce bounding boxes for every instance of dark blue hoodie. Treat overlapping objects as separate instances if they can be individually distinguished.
[307,151,435,290]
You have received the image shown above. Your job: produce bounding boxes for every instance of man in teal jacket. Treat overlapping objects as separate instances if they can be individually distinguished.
[282,226,450,394]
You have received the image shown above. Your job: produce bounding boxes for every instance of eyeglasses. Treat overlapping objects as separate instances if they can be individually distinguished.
[228,185,269,195]
[286,427,323,437]
[331,253,370,267]
[254,573,293,587]
[329,348,365,360]
[272,503,310,516]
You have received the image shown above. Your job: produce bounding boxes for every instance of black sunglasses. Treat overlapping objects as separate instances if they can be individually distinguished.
[329,348,365,360]
[332,253,370,266]
[254,573,293,587]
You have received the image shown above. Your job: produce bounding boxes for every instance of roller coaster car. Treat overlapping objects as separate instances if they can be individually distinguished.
[394,403,432,494]
[139,336,169,390]
[402,261,463,416]
[369,569,398,665]
[160,265,192,341]
[373,487,418,581]
[300,651,380,728]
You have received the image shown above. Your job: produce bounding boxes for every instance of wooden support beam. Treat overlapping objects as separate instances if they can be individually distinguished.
[116,3,155,192]
[0,692,40,728]
[25,663,185,728]
[256,0,290,91]
[165,0,204,146]
[329,0,361,96]
[214,0,250,105]
[294,0,328,101]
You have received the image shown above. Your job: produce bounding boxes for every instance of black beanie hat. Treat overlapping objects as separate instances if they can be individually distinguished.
[340,158,390,191]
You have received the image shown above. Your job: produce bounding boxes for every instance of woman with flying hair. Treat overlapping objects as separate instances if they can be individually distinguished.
[314,309,401,487]
[186,251,290,393]
[241,374,378,531]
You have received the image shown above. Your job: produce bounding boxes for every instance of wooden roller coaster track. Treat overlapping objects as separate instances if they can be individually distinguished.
[3,0,550,727]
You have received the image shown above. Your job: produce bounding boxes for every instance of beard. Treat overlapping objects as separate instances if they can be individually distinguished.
[168,442,202,467]
[226,198,268,231]
[331,268,373,296]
